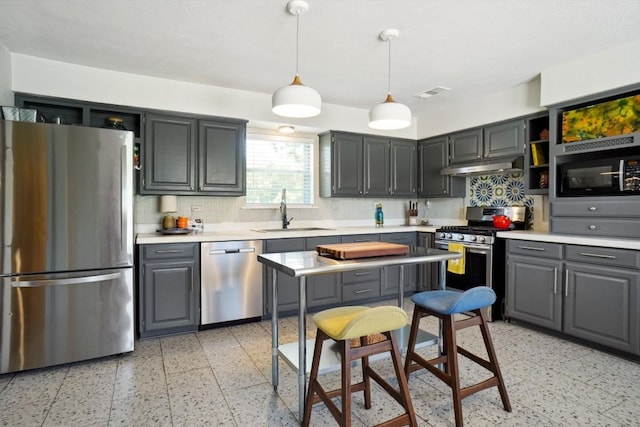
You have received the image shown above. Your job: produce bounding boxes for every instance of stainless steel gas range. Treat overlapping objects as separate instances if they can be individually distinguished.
[434,206,530,320]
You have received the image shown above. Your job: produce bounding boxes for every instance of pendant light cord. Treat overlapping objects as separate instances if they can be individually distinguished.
[295,12,300,76]
[387,37,392,94]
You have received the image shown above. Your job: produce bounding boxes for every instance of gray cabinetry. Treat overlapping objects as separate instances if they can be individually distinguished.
[483,119,525,159]
[524,114,550,195]
[507,253,563,331]
[449,129,483,164]
[550,200,640,239]
[264,238,306,314]
[138,243,200,338]
[306,236,341,308]
[506,240,640,355]
[319,131,417,197]
[380,232,417,296]
[449,120,525,164]
[340,234,382,301]
[144,113,197,193]
[418,232,436,290]
[364,136,390,196]
[198,119,245,194]
[143,113,246,195]
[417,136,465,198]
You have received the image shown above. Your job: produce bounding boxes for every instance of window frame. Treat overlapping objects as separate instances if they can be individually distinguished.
[244,129,318,209]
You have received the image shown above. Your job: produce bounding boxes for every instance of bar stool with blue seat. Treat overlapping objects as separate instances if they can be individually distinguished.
[404,287,511,427]
[303,305,417,427]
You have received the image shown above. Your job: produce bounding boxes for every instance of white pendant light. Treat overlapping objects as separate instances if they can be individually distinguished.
[369,29,411,130]
[272,0,321,118]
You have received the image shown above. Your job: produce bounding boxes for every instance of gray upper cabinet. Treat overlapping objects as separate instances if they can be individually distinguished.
[449,120,524,164]
[390,139,417,196]
[320,131,364,197]
[483,119,525,159]
[198,119,245,195]
[143,113,246,195]
[417,136,465,198]
[143,113,198,193]
[448,128,483,164]
[364,136,390,196]
[320,131,416,198]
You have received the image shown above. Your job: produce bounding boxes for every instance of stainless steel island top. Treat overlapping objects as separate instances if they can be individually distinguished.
[257,246,461,423]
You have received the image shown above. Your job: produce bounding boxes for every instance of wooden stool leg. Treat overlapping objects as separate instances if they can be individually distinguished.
[404,307,423,377]
[303,330,326,427]
[388,331,418,426]
[341,339,352,427]
[444,316,463,427]
[360,336,372,409]
[477,310,512,412]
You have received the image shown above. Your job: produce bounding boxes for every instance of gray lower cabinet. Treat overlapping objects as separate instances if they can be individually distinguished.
[506,240,640,355]
[506,254,563,331]
[380,232,417,296]
[138,243,200,338]
[417,232,436,290]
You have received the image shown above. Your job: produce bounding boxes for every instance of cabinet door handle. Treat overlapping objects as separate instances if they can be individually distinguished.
[578,252,616,259]
[354,271,372,276]
[588,225,597,230]
[352,239,372,243]
[156,249,184,254]
[565,270,569,297]
[354,288,372,294]
[517,245,545,251]
[553,267,558,294]
[588,206,597,211]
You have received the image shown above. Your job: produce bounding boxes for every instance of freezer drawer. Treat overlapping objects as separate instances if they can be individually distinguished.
[0,268,134,374]
[201,241,263,325]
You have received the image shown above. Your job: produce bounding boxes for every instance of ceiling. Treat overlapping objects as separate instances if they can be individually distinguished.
[2,0,640,118]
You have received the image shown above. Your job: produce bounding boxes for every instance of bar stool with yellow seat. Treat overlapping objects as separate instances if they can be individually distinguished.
[404,287,511,427]
[303,305,417,427]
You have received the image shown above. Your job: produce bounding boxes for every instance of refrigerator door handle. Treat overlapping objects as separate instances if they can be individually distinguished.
[11,272,121,288]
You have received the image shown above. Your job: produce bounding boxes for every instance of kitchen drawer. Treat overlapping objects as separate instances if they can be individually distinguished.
[342,281,381,302]
[306,235,340,250]
[142,243,198,260]
[264,238,305,253]
[565,245,640,270]
[341,234,380,243]
[507,240,563,260]
[342,269,381,285]
[551,200,640,218]
[550,217,640,239]
[380,232,417,246]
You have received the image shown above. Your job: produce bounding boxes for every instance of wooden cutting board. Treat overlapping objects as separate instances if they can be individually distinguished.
[317,241,409,260]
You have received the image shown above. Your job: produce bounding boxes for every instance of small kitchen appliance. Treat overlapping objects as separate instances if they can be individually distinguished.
[434,206,530,320]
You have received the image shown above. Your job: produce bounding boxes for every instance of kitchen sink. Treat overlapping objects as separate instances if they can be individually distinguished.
[252,227,335,232]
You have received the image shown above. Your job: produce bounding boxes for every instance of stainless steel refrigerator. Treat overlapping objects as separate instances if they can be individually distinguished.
[0,119,134,374]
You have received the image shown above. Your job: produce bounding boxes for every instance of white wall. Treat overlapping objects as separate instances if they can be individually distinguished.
[540,40,640,106]
[415,77,545,139]
[11,54,417,139]
[0,42,12,106]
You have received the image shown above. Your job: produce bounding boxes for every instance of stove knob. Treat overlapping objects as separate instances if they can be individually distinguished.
[438,232,445,238]
[457,234,464,240]
[478,236,486,243]
[446,233,453,239]
[470,236,477,241]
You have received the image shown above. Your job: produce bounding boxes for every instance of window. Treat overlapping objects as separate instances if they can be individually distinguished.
[246,132,314,206]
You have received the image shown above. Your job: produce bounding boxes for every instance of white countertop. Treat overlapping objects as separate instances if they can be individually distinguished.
[136,225,441,244]
[496,230,640,250]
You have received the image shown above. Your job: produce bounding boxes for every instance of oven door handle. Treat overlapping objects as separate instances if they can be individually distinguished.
[435,242,491,253]
[619,159,625,192]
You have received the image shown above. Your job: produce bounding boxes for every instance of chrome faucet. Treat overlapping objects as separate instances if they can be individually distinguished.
[281,188,292,229]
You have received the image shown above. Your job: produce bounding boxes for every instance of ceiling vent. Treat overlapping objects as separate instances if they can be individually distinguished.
[414,86,451,99]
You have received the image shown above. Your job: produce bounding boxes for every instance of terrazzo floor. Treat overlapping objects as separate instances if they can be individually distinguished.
[1,299,639,426]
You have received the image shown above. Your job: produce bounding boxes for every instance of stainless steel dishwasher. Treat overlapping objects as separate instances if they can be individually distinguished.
[201,240,263,325]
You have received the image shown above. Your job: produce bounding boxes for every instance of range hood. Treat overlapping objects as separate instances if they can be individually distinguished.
[440,156,525,176]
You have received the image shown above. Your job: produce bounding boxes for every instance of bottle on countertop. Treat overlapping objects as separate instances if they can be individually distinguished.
[375,203,384,228]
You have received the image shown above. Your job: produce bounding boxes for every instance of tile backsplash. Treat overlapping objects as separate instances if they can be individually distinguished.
[468,172,533,208]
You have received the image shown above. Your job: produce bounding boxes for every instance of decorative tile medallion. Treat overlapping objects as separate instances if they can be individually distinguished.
[470,173,534,224]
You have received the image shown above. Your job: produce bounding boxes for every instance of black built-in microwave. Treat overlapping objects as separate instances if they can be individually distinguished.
[558,155,640,197]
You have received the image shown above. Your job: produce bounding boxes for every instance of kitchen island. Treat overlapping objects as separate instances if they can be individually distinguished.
[257,246,461,420]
